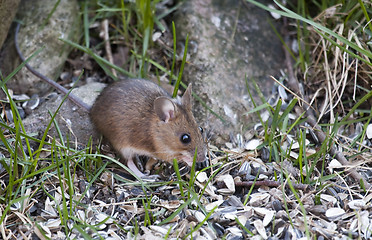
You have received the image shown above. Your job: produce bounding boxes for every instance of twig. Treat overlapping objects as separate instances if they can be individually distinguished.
[100,19,117,78]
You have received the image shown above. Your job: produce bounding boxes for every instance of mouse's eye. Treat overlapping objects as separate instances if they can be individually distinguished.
[198,126,204,134]
[180,134,191,144]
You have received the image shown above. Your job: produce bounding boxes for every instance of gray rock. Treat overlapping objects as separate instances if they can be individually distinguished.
[174,0,285,143]
[5,0,80,95]
[21,82,106,146]
[0,0,96,147]
[0,0,20,49]
[70,82,106,108]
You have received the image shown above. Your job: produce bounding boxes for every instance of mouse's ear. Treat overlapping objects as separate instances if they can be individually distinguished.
[154,97,176,123]
[181,84,192,110]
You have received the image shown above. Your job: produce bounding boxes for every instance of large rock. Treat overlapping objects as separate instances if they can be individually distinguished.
[0,0,20,49]
[175,0,285,143]
[0,0,92,145]
[3,0,80,95]
[21,82,106,145]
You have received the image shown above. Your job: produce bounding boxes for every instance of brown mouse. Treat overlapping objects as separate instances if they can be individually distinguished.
[14,23,207,178]
[90,79,207,177]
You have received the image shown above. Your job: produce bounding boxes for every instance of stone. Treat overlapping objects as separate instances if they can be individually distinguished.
[21,82,106,145]
[2,0,80,95]
[0,0,20,49]
[174,0,286,142]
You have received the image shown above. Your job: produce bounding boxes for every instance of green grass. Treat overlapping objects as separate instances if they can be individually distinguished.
[79,0,170,79]
[244,0,372,178]
[2,0,372,238]
[0,62,216,237]
[246,0,372,67]
[242,2,371,238]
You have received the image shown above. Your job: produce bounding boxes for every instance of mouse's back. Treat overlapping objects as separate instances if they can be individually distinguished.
[90,79,167,151]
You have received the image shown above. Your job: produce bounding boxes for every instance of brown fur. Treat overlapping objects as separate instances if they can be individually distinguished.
[90,79,206,169]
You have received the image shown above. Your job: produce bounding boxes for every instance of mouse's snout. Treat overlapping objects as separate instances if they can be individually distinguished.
[193,147,209,170]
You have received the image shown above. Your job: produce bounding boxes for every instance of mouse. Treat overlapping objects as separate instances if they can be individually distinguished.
[14,23,208,178]
[90,79,207,177]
